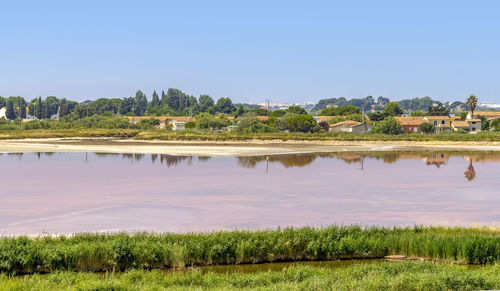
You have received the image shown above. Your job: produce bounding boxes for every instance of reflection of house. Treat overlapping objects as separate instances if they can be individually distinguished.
[452,119,481,133]
[424,116,452,133]
[423,154,449,168]
[395,117,425,133]
[329,120,370,133]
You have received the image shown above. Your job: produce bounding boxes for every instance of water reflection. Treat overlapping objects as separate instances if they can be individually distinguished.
[464,161,476,181]
[2,150,500,233]
[3,151,500,181]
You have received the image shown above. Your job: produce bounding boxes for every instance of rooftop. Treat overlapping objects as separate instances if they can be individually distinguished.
[329,120,362,128]
[395,117,425,126]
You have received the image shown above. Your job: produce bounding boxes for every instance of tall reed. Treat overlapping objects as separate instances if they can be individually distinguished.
[1,226,499,274]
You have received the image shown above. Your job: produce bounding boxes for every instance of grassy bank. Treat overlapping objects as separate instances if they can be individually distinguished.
[135,130,500,142]
[0,129,140,140]
[2,262,500,290]
[2,226,500,275]
[2,128,500,142]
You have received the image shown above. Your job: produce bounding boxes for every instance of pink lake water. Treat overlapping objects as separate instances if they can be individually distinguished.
[1,151,499,234]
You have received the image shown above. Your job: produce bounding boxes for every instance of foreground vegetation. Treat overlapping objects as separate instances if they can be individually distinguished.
[2,262,500,290]
[2,127,500,142]
[1,226,500,275]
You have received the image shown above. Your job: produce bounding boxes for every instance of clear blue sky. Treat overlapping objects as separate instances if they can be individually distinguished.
[1,0,500,103]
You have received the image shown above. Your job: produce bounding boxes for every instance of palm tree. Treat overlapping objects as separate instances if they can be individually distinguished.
[464,161,476,181]
[466,95,478,118]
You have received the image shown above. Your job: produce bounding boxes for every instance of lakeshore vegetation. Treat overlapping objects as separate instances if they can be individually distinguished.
[2,226,500,275]
[3,262,500,290]
[2,127,500,142]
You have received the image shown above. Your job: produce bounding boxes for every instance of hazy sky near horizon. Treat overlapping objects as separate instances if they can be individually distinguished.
[1,0,500,103]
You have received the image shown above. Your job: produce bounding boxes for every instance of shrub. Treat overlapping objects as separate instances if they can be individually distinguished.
[196,113,230,130]
[137,118,160,129]
[185,121,196,129]
[269,110,287,118]
[286,114,321,133]
[419,122,435,134]
[319,105,360,116]
[318,121,329,131]
[491,120,500,131]
[236,117,276,133]
[371,117,402,135]
[287,106,308,115]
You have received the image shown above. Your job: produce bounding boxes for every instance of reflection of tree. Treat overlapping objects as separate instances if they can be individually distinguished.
[464,161,476,181]
[378,153,401,164]
[237,156,261,168]
[423,154,449,168]
[237,154,317,168]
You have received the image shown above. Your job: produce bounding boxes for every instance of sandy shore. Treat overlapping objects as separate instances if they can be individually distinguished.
[1,138,500,156]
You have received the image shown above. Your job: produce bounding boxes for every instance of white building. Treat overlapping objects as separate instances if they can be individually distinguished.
[0,107,7,120]
[172,120,186,131]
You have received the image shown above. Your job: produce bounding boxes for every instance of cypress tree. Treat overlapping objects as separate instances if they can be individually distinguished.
[6,101,15,120]
[20,101,26,119]
[161,90,167,105]
[37,97,43,119]
[152,90,160,108]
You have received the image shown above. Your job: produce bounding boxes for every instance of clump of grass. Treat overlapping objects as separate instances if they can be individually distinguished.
[2,262,500,290]
[1,226,500,275]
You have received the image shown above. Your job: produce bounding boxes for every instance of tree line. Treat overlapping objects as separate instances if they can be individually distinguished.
[312,96,469,113]
[0,89,483,122]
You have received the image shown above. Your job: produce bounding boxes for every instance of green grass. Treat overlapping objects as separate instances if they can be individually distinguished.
[2,262,500,290]
[1,128,500,142]
[0,129,140,139]
[2,226,500,275]
[135,130,500,142]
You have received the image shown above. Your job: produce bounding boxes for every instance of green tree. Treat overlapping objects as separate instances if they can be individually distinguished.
[377,96,390,106]
[199,95,214,112]
[427,104,450,116]
[419,122,435,134]
[196,112,230,129]
[19,101,27,119]
[372,117,402,134]
[410,110,426,117]
[151,90,160,108]
[6,101,15,120]
[383,102,403,116]
[287,106,307,115]
[137,117,160,128]
[490,120,500,131]
[270,109,287,117]
[466,95,478,117]
[134,90,148,116]
[161,90,167,105]
[215,97,236,114]
[121,97,135,115]
[166,88,189,112]
[285,114,320,133]
[236,116,276,133]
[34,97,43,119]
[234,106,246,117]
[476,115,489,131]
[249,108,269,116]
